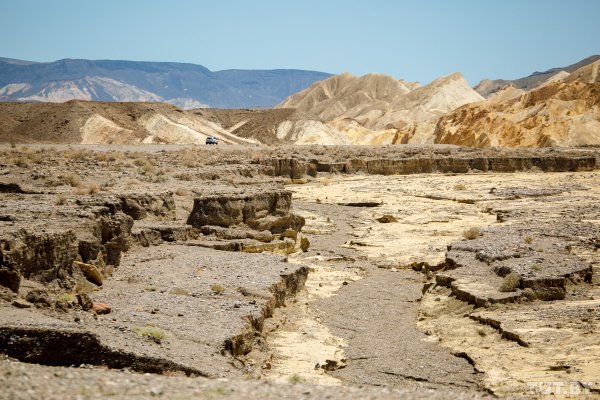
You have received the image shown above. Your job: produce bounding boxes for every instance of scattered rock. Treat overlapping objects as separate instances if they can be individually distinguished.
[91,302,111,315]
[12,299,32,309]
[248,230,273,243]
[74,261,104,286]
[77,293,93,311]
[0,267,21,292]
[25,289,52,307]
[338,201,382,207]
[376,215,398,223]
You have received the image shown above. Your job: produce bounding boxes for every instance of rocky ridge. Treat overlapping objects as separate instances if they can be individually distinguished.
[434,60,600,147]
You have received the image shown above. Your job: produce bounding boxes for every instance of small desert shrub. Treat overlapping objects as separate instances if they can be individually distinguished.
[499,273,520,292]
[210,283,225,295]
[101,180,116,190]
[57,293,75,303]
[88,184,100,195]
[25,150,44,164]
[202,387,232,398]
[139,162,156,176]
[144,285,158,292]
[75,188,88,197]
[133,327,167,343]
[170,287,191,296]
[530,264,542,271]
[151,172,168,183]
[133,157,148,167]
[55,194,68,205]
[175,173,193,181]
[13,157,30,168]
[453,183,467,191]
[175,188,191,196]
[320,177,332,186]
[524,235,533,244]
[182,154,198,168]
[62,172,82,187]
[95,152,108,162]
[288,373,305,384]
[66,148,91,161]
[463,227,481,240]
[249,150,263,162]
[536,246,545,253]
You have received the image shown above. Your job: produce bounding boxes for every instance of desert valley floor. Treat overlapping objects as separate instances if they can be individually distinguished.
[0,144,599,399]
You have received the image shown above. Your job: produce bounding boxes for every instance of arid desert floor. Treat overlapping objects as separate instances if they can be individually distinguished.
[0,144,599,399]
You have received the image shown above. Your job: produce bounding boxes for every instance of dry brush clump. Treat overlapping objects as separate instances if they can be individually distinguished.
[64,147,91,161]
[61,172,82,187]
[132,326,167,344]
[499,273,521,292]
[463,227,481,240]
[175,188,191,196]
[175,172,193,181]
[210,283,225,295]
[180,150,199,168]
[55,194,68,205]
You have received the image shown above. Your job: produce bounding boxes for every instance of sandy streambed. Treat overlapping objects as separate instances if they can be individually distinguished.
[263,258,364,385]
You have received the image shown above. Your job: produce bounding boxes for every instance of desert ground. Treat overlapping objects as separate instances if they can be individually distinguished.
[0,144,598,399]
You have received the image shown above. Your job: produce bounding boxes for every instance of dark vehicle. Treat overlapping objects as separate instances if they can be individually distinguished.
[205,136,219,145]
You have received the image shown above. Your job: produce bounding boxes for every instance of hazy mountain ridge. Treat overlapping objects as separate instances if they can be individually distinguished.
[474,55,600,97]
[1,55,599,148]
[0,58,331,108]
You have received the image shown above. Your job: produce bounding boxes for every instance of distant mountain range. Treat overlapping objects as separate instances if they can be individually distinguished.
[1,55,599,149]
[474,55,600,97]
[0,58,331,109]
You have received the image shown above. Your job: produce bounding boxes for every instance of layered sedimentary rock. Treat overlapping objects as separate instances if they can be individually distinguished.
[273,72,484,145]
[435,60,600,147]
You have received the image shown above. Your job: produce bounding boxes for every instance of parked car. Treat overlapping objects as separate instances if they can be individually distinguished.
[205,136,218,145]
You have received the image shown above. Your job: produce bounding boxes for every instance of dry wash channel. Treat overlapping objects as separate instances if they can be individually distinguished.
[287,170,600,397]
[0,144,598,399]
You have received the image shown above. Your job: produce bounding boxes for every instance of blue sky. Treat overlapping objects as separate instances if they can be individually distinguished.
[1,0,599,85]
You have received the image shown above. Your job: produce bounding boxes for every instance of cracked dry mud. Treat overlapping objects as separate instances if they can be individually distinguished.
[0,144,599,399]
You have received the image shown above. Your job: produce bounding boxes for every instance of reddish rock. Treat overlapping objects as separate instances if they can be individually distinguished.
[91,302,111,315]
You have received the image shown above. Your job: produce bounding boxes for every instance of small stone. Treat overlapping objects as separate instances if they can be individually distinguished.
[342,281,349,285]
[377,215,398,223]
[300,235,310,252]
[12,299,32,309]
[74,261,103,286]
[91,302,111,315]
[150,386,164,397]
[25,289,52,307]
